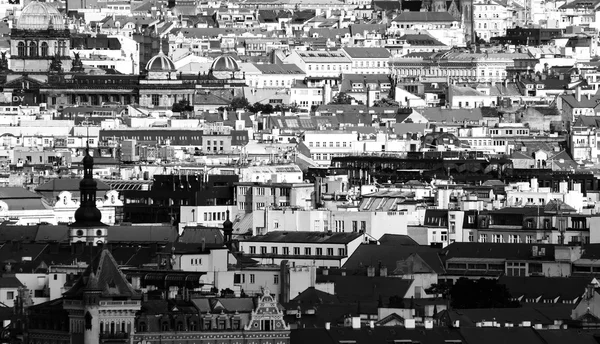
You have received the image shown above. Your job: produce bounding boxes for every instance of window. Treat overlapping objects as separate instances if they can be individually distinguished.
[335,220,344,232]
[316,248,322,255]
[250,246,256,254]
[17,41,25,56]
[352,221,358,232]
[338,248,346,256]
[272,247,278,255]
[327,248,333,256]
[529,263,543,275]
[479,234,487,242]
[293,247,300,255]
[41,42,48,57]
[304,247,312,255]
[283,247,289,255]
[507,262,526,277]
[152,94,160,106]
[526,235,534,244]
[6,291,13,300]
[492,234,502,243]
[256,202,265,209]
[441,231,448,242]
[468,215,475,224]
[256,187,265,195]
[28,41,37,57]
[274,274,279,284]
[250,274,255,284]
[468,232,474,242]
[261,246,267,254]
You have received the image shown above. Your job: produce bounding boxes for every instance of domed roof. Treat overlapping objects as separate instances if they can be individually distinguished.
[211,55,240,72]
[17,1,65,30]
[145,51,176,72]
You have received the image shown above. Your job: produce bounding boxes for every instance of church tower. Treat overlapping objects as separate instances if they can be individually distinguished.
[69,148,108,246]
[222,210,233,249]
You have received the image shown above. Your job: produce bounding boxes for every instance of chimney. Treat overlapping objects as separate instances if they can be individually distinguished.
[576,86,582,102]
[325,322,331,330]
[201,238,206,252]
[369,320,375,329]
[530,177,538,192]
[380,266,387,277]
[424,319,433,329]
[405,319,416,329]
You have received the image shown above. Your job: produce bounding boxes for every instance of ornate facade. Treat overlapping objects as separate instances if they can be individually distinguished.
[9,1,72,80]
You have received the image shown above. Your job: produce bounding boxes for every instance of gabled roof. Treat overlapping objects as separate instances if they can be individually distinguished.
[343,244,445,274]
[63,248,140,299]
[316,274,413,303]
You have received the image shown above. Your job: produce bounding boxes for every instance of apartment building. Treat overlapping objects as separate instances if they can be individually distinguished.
[238,231,367,267]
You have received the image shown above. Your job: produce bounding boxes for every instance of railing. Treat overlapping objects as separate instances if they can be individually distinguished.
[63,300,82,307]
[100,332,129,340]
[99,301,141,307]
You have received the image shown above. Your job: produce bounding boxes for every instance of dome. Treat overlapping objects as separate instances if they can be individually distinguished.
[210,55,240,72]
[145,51,176,72]
[74,205,102,225]
[17,1,65,30]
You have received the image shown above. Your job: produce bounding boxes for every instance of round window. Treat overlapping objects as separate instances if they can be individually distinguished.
[76,230,84,237]
[96,230,103,237]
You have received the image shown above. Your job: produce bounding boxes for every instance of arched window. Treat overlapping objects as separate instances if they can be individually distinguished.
[17,42,25,57]
[41,42,48,57]
[28,42,37,57]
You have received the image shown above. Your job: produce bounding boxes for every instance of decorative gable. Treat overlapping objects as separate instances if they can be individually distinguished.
[245,289,290,331]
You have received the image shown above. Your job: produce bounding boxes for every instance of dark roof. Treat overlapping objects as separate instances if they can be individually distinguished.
[35,178,111,192]
[442,243,557,261]
[393,12,457,22]
[292,326,465,344]
[498,276,591,301]
[0,187,42,199]
[107,225,177,244]
[316,274,413,303]
[63,248,140,299]
[378,234,419,246]
[0,276,24,288]
[178,226,224,245]
[242,231,362,244]
[291,286,340,304]
[343,244,445,274]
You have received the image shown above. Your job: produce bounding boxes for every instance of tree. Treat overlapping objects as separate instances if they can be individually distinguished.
[449,278,520,309]
[247,102,274,114]
[329,92,353,105]
[425,282,451,299]
[230,97,249,110]
[373,97,400,107]
[172,99,193,113]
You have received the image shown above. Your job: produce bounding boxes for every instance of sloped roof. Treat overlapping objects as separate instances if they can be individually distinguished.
[108,225,177,244]
[499,276,590,301]
[442,242,556,261]
[0,187,42,199]
[393,12,457,22]
[343,244,445,274]
[64,248,140,299]
[243,231,362,244]
[316,274,413,303]
[36,178,111,192]
[420,108,483,122]
[178,226,224,245]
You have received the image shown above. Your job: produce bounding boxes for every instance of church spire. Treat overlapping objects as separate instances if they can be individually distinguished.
[70,145,106,227]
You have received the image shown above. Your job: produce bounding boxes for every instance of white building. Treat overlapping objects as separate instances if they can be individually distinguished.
[303,131,359,166]
[284,50,352,78]
[342,47,391,74]
[238,231,369,268]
